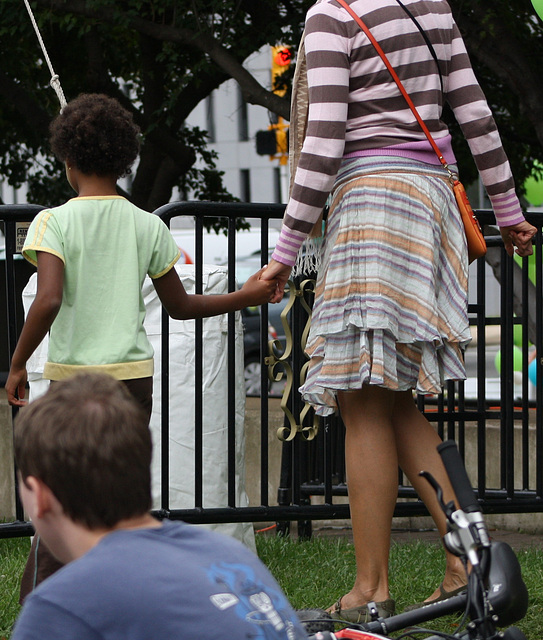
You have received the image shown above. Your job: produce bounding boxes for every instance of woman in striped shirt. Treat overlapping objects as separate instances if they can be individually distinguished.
[262,0,536,622]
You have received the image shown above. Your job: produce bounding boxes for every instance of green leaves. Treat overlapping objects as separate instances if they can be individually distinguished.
[0,0,304,209]
[1,0,541,209]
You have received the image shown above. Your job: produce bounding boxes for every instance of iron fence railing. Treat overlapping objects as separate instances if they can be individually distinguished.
[1,202,543,539]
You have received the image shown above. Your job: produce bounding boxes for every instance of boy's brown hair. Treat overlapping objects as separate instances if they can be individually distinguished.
[14,373,153,529]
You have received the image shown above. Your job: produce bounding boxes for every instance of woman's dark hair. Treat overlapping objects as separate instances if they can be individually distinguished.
[49,93,140,178]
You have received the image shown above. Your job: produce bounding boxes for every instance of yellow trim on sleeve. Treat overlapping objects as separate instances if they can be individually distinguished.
[34,210,53,247]
[22,246,65,267]
[21,251,37,267]
[150,249,181,279]
[24,210,53,257]
[43,358,154,381]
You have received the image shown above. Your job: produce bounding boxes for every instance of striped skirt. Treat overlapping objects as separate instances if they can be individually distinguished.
[299,156,472,416]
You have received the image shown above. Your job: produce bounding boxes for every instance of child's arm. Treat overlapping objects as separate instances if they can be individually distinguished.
[5,252,64,406]
[152,266,277,320]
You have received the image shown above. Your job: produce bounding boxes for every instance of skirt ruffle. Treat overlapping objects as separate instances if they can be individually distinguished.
[299,157,471,416]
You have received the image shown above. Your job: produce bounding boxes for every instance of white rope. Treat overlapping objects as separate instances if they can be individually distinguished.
[23,0,68,111]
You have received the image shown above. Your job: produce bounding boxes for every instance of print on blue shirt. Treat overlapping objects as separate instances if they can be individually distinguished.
[207,562,300,639]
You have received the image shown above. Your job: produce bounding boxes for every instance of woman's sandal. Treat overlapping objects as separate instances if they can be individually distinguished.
[328,596,396,623]
[403,583,467,612]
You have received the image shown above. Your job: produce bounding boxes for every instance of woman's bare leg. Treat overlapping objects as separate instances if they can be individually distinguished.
[393,390,467,599]
[329,387,466,611]
[331,385,399,609]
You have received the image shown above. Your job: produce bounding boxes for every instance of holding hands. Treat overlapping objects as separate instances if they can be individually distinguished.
[240,267,279,305]
[259,259,292,304]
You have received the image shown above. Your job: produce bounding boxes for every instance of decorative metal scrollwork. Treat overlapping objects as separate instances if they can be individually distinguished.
[266,278,319,441]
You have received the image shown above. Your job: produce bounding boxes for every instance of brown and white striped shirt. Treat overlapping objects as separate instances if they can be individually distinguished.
[272,0,525,267]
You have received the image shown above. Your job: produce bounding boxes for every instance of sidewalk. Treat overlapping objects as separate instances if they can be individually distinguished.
[310,523,543,551]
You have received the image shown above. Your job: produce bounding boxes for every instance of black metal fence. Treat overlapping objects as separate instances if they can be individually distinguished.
[2,202,543,539]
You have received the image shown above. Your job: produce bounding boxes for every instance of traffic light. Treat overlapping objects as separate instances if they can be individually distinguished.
[255,45,292,163]
[256,130,277,156]
[255,120,289,165]
[271,46,293,97]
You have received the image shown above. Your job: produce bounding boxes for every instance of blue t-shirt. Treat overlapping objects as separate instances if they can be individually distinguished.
[12,520,306,640]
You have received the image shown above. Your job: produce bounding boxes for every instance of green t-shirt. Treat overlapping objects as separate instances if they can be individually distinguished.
[23,196,180,380]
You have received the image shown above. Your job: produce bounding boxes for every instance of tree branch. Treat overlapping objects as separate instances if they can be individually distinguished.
[36,0,290,119]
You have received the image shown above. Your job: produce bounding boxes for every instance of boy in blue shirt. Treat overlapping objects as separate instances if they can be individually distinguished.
[12,373,306,640]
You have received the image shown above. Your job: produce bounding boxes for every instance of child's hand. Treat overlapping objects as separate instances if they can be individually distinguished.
[241,268,277,305]
[6,365,29,407]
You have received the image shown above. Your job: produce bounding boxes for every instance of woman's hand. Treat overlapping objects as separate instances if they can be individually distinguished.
[500,221,537,257]
[260,259,293,303]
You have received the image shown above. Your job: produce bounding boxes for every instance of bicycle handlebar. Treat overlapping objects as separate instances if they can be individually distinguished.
[437,440,479,513]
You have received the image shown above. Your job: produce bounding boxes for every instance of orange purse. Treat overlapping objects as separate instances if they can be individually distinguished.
[453,180,487,262]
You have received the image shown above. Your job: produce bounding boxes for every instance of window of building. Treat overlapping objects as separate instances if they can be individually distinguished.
[237,88,249,142]
[206,94,216,143]
[240,169,251,202]
[274,167,282,204]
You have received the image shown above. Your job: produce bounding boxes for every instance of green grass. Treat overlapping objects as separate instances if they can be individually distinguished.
[0,536,29,640]
[255,533,543,639]
[1,534,542,639]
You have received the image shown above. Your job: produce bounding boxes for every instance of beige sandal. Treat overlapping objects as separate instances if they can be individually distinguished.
[328,596,396,623]
[403,583,467,612]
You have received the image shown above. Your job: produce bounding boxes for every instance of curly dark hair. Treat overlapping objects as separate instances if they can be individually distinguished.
[49,93,140,178]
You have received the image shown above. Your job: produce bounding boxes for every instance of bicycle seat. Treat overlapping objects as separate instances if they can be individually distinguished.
[485,541,528,626]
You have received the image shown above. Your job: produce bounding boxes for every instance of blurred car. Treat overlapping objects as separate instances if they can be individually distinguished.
[242,309,278,397]
[232,252,289,396]
[170,227,280,268]
[242,299,289,396]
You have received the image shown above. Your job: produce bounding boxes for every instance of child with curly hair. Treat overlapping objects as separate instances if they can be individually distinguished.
[7,93,275,410]
[5,93,276,598]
